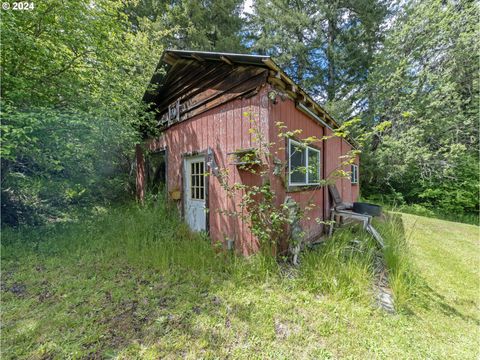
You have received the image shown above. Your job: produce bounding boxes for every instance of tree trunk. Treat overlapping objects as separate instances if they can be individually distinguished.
[327,14,337,101]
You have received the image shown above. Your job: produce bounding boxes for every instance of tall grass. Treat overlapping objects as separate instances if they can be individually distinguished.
[2,200,280,284]
[2,199,416,308]
[297,227,376,300]
[3,202,218,271]
[374,214,418,309]
[297,215,418,310]
[364,195,479,226]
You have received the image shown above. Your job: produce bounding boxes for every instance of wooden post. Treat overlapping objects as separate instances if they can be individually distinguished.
[135,144,145,203]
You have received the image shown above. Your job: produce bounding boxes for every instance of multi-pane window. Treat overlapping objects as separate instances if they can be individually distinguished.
[288,139,321,186]
[351,164,359,184]
[190,161,205,200]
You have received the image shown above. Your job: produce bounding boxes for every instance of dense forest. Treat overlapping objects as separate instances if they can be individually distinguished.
[2,0,478,226]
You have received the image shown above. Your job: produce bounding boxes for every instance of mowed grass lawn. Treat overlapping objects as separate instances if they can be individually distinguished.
[2,205,479,359]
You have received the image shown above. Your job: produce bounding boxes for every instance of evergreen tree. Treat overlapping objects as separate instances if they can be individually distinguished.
[125,0,245,52]
[362,0,479,213]
[246,0,388,121]
[246,0,321,88]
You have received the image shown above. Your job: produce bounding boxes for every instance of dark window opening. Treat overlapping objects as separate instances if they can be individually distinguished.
[146,151,166,195]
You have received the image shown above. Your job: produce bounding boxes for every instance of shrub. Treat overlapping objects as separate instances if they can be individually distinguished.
[1,104,137,227]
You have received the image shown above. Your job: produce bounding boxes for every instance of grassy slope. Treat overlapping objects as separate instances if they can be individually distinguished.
[2,208,479,359]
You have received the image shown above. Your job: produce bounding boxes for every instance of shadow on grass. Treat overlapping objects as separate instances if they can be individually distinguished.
[412,281,480,326]
[2,203,478,358]
[378,213,479,325]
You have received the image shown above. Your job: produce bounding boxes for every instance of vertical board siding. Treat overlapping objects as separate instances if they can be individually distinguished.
[146,87,269,255]
[143,85,359,254]
[324,129,360,211]
[269,90,360,242]
[268,93,325,242]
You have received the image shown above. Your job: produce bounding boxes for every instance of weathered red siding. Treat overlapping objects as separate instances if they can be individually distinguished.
[138,86,359,254]
[324,130,360,212]
[268,95,325,242]
[146,87,270,254]
[268,91,359,242]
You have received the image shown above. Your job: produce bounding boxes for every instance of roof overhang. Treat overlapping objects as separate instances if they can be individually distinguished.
[153,49,358,148]
[162,49,271,67]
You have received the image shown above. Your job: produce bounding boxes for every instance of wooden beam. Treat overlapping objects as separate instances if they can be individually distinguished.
[180,69,267,115]
[220,56,233,65]
[180,72,268,121]
[285,90,298,100]
[163,52,178,65]
[192,54,205,62]
[267,76,286,90]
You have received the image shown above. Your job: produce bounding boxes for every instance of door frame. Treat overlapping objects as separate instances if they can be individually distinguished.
[181,150,210,234]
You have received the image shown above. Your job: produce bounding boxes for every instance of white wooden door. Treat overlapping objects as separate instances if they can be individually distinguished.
[184,156,206,232]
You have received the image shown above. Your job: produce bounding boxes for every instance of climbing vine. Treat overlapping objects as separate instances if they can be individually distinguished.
[216,111,361,261]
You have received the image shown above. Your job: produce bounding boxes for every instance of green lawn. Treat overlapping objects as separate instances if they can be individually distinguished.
[2,207,479,359]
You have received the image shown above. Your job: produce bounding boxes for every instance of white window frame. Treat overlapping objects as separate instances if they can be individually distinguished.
[288,139,321,186]
[351,164,359,184]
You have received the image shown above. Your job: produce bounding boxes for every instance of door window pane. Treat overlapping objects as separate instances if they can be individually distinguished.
[190,160,205,200]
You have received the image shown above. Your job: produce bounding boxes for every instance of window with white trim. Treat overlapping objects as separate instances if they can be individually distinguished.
[288,139,321,186]
[351,164,359,184]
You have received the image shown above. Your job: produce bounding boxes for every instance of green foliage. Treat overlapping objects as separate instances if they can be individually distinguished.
[1,102,136,225]
[361,0,479,216]
[246,0,388,113]
[1,0,166,225]
[2,0,161,109]
[125,0,245,52]
[246,0,320,87]
[1,0,250,226]
[4,204,478,358]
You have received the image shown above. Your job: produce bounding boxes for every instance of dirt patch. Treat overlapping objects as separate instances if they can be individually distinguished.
[99,299,155,350]
[37,280,55,302]
[38,289,54,302]
[211,295,222,306]
[9,282,27,297]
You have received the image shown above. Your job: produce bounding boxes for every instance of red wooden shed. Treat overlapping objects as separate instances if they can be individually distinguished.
[137,50,359,255]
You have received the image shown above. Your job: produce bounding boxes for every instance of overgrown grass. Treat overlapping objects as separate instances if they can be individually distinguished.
[2,201,479,359]
[298,228,376,300]
[3,203,219,274]
[374,214,418,309]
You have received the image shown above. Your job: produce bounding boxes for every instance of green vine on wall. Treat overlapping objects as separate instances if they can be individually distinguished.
[216,111,367,261]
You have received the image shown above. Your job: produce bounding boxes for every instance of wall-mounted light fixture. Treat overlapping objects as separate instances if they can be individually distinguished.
[268,90,278,104]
